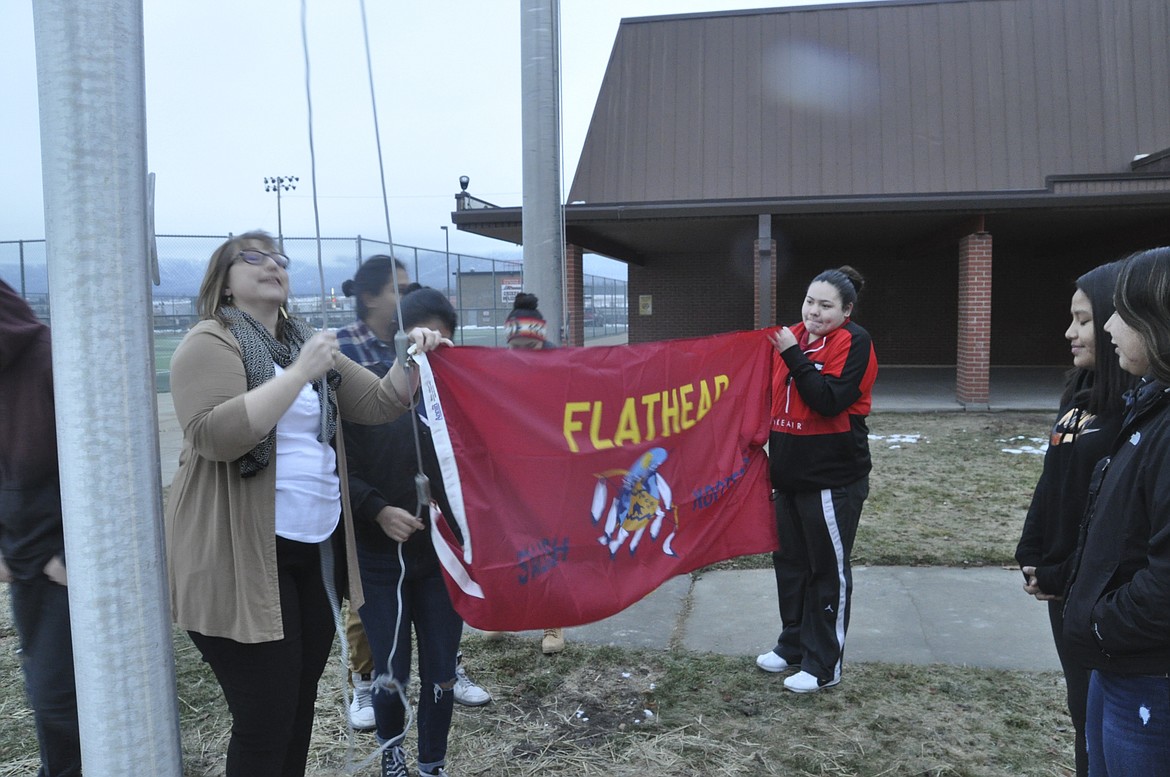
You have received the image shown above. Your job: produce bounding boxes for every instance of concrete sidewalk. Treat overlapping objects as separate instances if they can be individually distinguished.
[473,566,1059,672]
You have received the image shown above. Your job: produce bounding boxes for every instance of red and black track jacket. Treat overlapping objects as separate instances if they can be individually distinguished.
[769,320,878,492]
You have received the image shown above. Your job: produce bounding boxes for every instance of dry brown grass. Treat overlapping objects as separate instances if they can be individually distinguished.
[1,411,1072,776]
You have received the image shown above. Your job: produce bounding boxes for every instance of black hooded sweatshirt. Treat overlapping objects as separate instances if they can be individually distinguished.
[0,281,64,580]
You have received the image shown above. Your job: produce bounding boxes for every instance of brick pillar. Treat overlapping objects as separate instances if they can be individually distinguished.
[956,231,992,408]
[754,237,778,327]
[565,243,584,346]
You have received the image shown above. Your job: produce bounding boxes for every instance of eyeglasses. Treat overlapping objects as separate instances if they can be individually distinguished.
[235,249,290,269]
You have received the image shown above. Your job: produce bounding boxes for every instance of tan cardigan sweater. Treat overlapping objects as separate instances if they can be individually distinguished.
[164,320,408,643]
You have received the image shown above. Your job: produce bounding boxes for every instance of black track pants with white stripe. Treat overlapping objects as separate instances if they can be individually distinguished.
[770,477,869,684]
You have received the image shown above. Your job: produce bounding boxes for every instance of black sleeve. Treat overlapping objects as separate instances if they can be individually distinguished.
[1015,494,1045,569]
[1035,557,1072,597]
[342,419,390,527]
[1016,411,1061,569]
[1091,435,1170,653]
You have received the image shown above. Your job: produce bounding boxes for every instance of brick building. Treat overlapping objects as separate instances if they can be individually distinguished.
[453,0,1170,406]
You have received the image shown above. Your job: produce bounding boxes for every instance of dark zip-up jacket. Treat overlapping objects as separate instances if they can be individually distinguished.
[769,320,878,492]
[1015,378,1125,597]
[341,361,459,569]
[1063,379,1170,673]
[0,281,63,580]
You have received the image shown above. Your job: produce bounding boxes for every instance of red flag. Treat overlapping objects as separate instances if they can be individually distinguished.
[416,330,778,630]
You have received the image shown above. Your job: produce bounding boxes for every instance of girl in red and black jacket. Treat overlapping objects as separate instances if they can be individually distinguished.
[755,266,877,694]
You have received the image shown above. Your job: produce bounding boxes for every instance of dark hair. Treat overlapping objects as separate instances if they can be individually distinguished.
[341,255,407,321]
[506,292,545,322]
[400,286,457,335]
[811,265,865,310]
[1062,260,1138,414]
[1114,246,1170,383]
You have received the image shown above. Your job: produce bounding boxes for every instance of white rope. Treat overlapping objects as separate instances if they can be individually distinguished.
[356,0,395,254]
[297,2,364,769]
[297,2,438,772]
[298,0,331,448]
[356,0,430,490]
[297,3,417,773]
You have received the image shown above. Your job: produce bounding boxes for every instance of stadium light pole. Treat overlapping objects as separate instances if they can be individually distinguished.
[440,225,450,296]
[263,175,298,248]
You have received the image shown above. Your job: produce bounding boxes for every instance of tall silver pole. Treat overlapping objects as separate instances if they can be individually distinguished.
[520,0,564,344]
[31,1,183,774]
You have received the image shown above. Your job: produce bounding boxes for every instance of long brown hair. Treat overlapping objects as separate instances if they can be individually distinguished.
[195,231,282,325]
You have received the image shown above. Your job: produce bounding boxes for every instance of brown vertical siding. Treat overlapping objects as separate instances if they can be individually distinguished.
[568,0,1170,205]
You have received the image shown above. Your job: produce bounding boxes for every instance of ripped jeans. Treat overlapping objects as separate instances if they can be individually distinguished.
[356,544,463,770]
[1086,670,1170,776]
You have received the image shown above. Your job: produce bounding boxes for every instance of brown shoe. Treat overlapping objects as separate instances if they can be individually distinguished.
[541,627,565,654]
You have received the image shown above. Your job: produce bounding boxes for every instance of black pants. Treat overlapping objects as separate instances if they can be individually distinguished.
[189,537,335,777]
[11,575,81,777]
[1048,599,1089,777]
[771,477,868,683]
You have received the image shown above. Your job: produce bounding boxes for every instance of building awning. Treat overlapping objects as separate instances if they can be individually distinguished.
[452,183,1170,263]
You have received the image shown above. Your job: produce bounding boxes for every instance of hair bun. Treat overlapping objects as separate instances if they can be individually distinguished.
[513,292,540,311]
[341,279,356,297]
[837,265,865,295]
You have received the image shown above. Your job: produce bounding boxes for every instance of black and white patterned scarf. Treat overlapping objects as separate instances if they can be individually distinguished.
[220,306,341,477]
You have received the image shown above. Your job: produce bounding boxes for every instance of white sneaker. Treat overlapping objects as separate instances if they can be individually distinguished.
[755,650,796,673]
[453,664,491,707]
[348,674,376,730]
[783,670,840,693]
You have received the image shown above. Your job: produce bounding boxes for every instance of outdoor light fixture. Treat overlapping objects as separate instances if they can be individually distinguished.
[459,175,469,191]
[263,175,298,248]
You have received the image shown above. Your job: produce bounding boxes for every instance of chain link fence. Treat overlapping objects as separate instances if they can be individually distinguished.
[1,235,627,390]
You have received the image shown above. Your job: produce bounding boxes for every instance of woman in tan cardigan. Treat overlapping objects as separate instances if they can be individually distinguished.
[164,231,445,777]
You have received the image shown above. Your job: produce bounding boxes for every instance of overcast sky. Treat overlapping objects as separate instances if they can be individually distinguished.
[1,0,845,279]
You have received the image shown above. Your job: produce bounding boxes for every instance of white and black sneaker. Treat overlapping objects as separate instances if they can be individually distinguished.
[348,673,376,730]
[782,670,840,693]
[381,745,409,777]
[453,663,491,707]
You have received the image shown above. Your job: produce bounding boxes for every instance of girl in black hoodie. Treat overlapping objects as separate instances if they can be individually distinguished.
[1063,246,1170,776]
[1015,260,1135,777]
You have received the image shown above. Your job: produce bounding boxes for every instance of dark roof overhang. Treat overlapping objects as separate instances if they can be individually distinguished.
[452,183,1170,263]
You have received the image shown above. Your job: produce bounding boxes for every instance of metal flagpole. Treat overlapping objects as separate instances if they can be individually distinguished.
[520,0,565,344]
[31,0,183,773]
